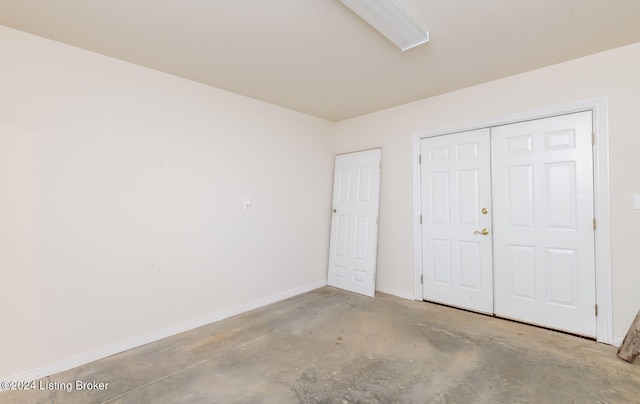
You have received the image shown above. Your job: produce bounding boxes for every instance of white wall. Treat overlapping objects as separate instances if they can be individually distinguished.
[335,42,640,341]
[0,26,334,379]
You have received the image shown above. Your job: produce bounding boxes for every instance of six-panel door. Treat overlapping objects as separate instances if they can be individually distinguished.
[420,129,494,314]
[328,149,382,297]
[492,111,596,337]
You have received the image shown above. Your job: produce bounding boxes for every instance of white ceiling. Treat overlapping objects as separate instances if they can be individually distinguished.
[1,0,639,121]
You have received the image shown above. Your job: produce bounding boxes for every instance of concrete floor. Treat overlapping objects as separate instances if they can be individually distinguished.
[3,287,640,403]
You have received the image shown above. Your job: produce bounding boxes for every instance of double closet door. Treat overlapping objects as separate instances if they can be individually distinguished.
[420,111,596,337]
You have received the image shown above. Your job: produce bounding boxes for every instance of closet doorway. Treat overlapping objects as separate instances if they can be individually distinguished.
[418,111,597,337]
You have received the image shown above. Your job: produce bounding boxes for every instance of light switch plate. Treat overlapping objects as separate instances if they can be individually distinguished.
[634,195,640,210]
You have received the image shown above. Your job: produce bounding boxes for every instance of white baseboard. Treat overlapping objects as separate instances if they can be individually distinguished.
[612,335,624,347]
[2,280,327,384]
[376,287,415,301]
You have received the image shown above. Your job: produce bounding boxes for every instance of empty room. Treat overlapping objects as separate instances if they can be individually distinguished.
[2,0,640,403]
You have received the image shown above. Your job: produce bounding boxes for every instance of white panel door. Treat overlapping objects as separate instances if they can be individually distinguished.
[421,129,493,314]
[328,149,382,297]
[492,111,596,337]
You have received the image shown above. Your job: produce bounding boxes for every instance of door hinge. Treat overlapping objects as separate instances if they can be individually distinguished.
[419,214,422,224]
[593,218,597,231]
[420,275,423,284]
[418,154,422,164]
[595,304,598,317]
[592,133,595,145]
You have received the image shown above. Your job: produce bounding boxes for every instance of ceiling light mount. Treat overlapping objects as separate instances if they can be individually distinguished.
[339,0,429,51]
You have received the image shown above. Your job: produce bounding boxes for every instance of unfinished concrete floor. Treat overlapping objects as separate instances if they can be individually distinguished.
[4,287,640,403]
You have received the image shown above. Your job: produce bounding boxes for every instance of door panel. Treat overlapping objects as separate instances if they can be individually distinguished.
[508,245,536,299]
[506,165,534,227]
[328,149,382,297]
[492,111,596,337]
[421,129,493,314]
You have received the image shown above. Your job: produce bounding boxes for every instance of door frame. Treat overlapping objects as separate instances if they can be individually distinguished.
[412,97,612,344]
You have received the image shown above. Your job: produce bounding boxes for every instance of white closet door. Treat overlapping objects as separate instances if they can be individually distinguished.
[492,111,596,337]
[421,129,493,314]
[328,149,382,297]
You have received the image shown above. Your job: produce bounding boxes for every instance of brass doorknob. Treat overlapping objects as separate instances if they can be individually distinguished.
[474,228,490,235]
[481,207,489,214]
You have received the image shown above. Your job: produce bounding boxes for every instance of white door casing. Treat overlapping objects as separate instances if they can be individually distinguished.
[328,149,382,297]
[492,111,596,337]
[420,129,494,314]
